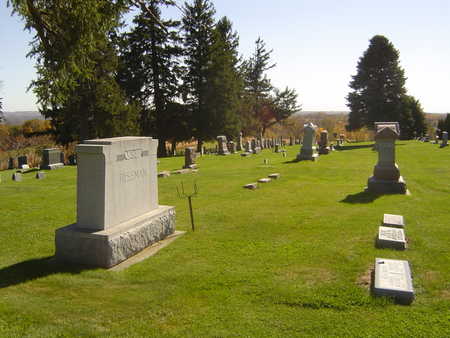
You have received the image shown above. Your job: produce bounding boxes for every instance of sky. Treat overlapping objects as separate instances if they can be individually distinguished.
[1,0,450,113]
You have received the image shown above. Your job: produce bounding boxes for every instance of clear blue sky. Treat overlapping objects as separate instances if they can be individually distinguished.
[1,0,449,113]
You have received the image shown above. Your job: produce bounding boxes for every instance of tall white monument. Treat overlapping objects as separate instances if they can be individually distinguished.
[367,122,407,194]
[55,137,176,268]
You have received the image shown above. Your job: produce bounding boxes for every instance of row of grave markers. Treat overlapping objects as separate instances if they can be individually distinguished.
[374,213,414,305]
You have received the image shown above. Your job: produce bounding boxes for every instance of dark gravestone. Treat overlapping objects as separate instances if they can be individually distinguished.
[68,154,77,165]
[8,157,18,170]
[41,148,64,170]
[18,155,28,168]
[183,147,197,169]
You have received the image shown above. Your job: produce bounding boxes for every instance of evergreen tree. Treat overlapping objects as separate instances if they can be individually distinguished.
[181,0,216,151]
[242,37,275,134]
[400,95,427,138]
[347,35,406,130]
[118,0,183,157]
[8,0,139,144]
[242,38,299,135]
[437,113,450,134]
[203,17,243,139]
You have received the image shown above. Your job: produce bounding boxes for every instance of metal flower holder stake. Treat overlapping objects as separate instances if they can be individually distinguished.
[177,181,198,232]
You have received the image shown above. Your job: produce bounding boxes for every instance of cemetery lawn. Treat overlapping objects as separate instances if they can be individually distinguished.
[1,141,450,337]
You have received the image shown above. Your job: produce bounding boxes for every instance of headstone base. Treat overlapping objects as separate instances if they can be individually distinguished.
[367,176,407,194]
[41,163,64,170]
[296,152,319,161]
[55,205,175,268]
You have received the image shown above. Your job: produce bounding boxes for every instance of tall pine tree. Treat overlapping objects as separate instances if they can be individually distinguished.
[181,0,216,151]
[8,0,139,144]
[203,17,243,139]
[118,0,183,156]
[347,35,426,138]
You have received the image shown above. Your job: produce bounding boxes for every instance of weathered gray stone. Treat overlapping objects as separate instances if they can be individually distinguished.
[55,136,176,268]
[377,226,406,250]
[318,130,330,155]
[382,214,405,228]
[373,258,414,304]
[183,147,197,169]
[268,173,280,179]
[228,141,236,154]
[36,172,46,180]
[41,148,64,170]
[251,139,261,154]
[237,132,243,151]
[367,122,407,194]
[217,136,230,155]
[56,206,175,268]
[440,131,448,148]
[297,122,319,161]
[12,172,22,181]
[158,171,171,178]
[244,183,258,189]
[258,178,271,183]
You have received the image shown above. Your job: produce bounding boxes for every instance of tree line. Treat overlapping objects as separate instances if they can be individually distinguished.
[7,0,300,156]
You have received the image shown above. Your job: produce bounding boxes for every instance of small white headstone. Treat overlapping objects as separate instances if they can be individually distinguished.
[383,214,405,228]
[377,226,406,250]
[244,183,258,189]
[374,258,414,304]
[268,173,280,179]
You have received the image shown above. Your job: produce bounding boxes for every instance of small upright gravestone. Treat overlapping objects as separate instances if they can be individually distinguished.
[296,122,318,161]
[251,139,261,154]
[12,172,22,181]
[55,137,176,268]
[244,140,252,154]
[237,132,243,151]
[18,155,28,169]
[41,148,64,170]
[228,141,236,154]
[217,136,230,155]
[183,147,197,169]
[367,122,407,194]
[440,131,448,148]
[318,130,330,155]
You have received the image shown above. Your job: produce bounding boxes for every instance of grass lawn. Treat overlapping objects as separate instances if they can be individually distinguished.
[0,141,449,337]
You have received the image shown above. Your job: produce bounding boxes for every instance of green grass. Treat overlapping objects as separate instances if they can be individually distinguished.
[0,141,449,337]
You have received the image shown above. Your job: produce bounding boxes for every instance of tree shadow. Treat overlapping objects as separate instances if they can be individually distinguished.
[0,256,93,289]
[340,190,381,204]
[336,144,375,151]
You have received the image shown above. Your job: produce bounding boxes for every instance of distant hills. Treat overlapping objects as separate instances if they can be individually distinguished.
[2,111,45,125]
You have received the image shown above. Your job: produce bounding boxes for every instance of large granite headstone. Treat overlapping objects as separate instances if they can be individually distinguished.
[55,137,176,268]
[183,147,197,169]
[217,136,230,155]
[296,122,318,161]
[41,148,64,170]
[367,122,407,194]
[373,258,414,304]
[318,130,330,155]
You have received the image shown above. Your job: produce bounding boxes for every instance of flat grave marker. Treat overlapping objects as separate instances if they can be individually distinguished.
[373,258,414,305]
[377,226,406,250]
[383,214,405,228]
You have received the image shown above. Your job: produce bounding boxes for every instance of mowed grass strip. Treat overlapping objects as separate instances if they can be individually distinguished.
[0,141,449,337]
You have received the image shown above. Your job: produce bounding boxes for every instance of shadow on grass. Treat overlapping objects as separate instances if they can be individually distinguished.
[340,190,381,204]
[0,256,93,289]
[336,144,375,151]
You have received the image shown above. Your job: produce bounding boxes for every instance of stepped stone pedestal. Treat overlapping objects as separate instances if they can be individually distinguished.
[367,122,407,194]
[55,137,176,268]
